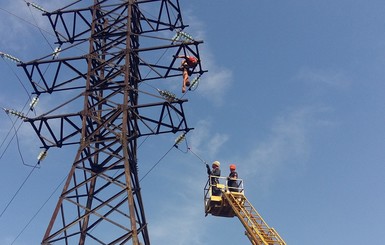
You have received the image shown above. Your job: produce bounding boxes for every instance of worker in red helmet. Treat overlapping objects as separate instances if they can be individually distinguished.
[206,161,221,196]
[175,55,199,93]
[227,164,239,192]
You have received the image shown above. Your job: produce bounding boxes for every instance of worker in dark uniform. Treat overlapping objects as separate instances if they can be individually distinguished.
[175,55,199,93]
[227,164,239,192]
[206,161,221,196]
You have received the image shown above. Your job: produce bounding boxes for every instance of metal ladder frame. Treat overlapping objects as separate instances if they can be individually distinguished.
[223,192,286,245]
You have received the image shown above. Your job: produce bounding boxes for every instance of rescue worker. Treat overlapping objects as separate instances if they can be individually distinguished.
[227,164,239,192]
[175,55,199,93]
[206,161,221,196]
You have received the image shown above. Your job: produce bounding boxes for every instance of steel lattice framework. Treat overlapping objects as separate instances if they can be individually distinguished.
[18,0,205,244]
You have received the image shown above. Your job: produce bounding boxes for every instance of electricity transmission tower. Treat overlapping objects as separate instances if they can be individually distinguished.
[18,0,205,244]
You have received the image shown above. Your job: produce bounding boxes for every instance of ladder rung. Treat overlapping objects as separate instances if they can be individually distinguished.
[223,192,286,245]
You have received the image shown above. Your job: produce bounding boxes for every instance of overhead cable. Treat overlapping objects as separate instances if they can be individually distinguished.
[10,175,66,245]
[0,161,39,220]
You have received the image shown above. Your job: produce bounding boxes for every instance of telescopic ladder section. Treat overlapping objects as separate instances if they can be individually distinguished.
[223,192,286,245]
[204,177,286,245]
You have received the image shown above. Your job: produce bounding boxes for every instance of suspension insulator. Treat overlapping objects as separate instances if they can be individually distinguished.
[178,31,194,42]
[25,0,47,13]
[174,133,186,146]
[29,96,39,111]
[0,52,22,64]
[52,46,61,59]
[188,77,200,91]
[172,30,195,43]
[3,108,28,120]
[37,149,48,162]
[158,89,177,102]
[172,33,181,42]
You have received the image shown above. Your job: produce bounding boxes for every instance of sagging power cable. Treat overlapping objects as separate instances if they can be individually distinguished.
[24,0,55,52]
[10,174,66,245]
[3,109,40,168]
[0,51,39,163]
[139,144,174,182]
[0,6,52,37]
[0,52,29,99]
[0,160,39,220]
[0,104,31,162]
[140,131,189,182]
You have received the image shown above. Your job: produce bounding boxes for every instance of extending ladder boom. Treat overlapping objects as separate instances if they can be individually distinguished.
[223,192,286,245]
[204,177,286,245]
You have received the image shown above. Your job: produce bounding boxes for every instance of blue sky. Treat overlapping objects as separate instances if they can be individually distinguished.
[1,0,385,244]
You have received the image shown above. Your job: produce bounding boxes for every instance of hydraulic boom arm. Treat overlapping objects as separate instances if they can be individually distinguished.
[223,191,286,245]
[204,177,286,245]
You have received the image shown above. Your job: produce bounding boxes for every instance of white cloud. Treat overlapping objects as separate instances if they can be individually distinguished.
[198,55,233,106]
[188,119,229,159]
[149,202,205,245]
[0,234,30,245]
[0,1,42,50]
[147,174,209,245]
[297,67,351,90]
[0,237,14,245]
[241,106,321,189]
[0,0,73,56]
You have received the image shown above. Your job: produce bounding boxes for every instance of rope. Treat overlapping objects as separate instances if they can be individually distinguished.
[188,147,208,165]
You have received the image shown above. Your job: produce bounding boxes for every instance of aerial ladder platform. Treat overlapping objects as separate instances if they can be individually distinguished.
[204,177,286,245]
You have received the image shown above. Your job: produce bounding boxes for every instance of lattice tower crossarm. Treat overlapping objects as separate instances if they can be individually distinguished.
[17,0,206,244]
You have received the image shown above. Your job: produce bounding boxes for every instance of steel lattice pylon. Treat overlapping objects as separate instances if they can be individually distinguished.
[18,0,205,244]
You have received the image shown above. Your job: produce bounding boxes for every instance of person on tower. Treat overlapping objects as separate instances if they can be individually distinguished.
[227,164,239,192]
[206,161,221,196]
[175,55,199,93]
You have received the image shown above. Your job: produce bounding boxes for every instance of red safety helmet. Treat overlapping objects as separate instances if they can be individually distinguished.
[186,56,198,67]
[229,164,236,170]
